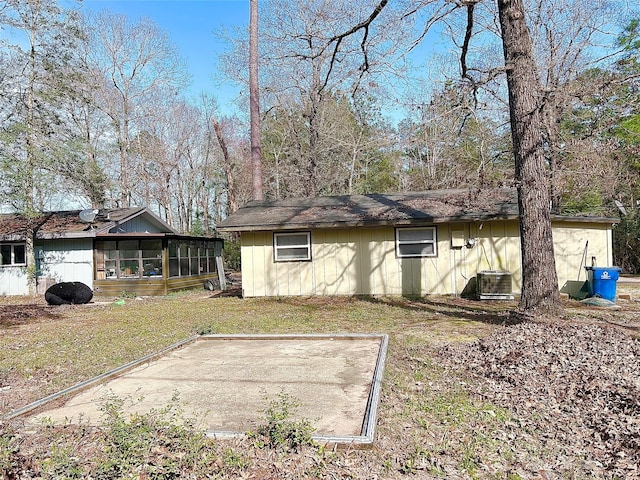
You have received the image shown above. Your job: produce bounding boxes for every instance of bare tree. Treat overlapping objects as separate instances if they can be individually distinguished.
[320,0,567,315]
[129,94,226,234]
[219,0,412,197]
[213,117,239,215]
[84,12,190,207]
[527,0,622,211]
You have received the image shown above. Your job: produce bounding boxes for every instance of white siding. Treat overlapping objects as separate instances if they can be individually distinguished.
[0,267,28,295]
[38,239,94,288]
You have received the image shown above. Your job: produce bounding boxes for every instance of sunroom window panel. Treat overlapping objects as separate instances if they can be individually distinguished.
[120,259,140,277]
[143,259,162,276]
[180,258,190,276]
[119,240,140,259]
[190,258,200,275]
[105,260,117,277]
[141,239,162,258]
[169,258,179,277]
[141,240,162,276]
[200,257,209,274]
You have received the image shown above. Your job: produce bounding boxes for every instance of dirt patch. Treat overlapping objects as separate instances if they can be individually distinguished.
[0,305,61,328]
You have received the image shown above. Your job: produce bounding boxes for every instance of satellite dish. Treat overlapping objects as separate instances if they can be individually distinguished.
[79,209,99,223]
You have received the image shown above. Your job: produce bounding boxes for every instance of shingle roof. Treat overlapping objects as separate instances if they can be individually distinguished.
[216,188,618,232]
[0,207,176,241]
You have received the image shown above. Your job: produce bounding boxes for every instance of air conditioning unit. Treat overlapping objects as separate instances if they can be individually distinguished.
[476,270,514,300]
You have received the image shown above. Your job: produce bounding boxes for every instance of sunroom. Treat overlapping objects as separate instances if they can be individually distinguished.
[93,235,225,297]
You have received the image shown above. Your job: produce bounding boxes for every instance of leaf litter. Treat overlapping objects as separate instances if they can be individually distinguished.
[441,318,640,478]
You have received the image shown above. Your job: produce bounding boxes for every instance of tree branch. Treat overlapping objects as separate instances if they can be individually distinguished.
[460,0,480,107]
[320,0,389,93]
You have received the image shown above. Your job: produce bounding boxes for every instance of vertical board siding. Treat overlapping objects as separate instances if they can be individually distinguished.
[506,221,523,292]
[238,220,613,298]
[117,217,165,233]
[39,239,94,288]
[0,267,28,295]
[551,222,612,289]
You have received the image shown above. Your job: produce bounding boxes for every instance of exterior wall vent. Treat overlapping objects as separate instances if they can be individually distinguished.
[476,270,514,300]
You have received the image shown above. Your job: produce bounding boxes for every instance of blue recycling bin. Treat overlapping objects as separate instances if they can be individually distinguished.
[585,266,621,301]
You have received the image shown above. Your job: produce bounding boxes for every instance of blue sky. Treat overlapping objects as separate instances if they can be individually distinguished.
[81,0,248,113]
[77,1,444,119]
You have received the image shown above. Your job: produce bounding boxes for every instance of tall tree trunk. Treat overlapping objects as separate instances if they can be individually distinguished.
[25,33,38,295]
[306,63,322,197]
[307,97,320,197]
[497,0,562,315]
[120,109,130,208]
[249,0,264,200]
[544,101,563,213]
[213,119,238,215]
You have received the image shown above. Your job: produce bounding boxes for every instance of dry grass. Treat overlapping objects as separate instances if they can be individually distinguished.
[1,289,639,479]
[0,291,507,413]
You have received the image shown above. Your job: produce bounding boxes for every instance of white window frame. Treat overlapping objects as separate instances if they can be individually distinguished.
[395,227,437,258]
[0,243,27,266]
[273,232,312,262]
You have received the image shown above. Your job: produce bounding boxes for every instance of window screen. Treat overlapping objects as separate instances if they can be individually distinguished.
[396,227,437,257]
[274,232,311,261]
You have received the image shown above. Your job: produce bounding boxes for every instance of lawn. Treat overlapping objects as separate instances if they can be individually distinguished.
[1,290,639,479]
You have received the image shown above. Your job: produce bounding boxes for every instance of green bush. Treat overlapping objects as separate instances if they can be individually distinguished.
[249,392,316,452]
[613,210,640,273]
[223,239,241,271]
[90,393,241,479]
[0,423,23,478]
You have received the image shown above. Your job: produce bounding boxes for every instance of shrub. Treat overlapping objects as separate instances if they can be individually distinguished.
[614,210,640,273]
[248,392,316,452]
[0,423,23,478]
[223,239,241,271]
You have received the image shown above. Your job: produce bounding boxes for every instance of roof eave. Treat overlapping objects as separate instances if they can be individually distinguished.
[37,231,98,239]
[216,213,521,232]
[0,234,26,242]
[551,215,620,224]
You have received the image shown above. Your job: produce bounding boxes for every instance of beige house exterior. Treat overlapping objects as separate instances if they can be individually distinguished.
[217,189,617,298]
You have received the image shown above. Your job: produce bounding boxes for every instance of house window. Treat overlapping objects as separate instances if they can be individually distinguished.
[0,243,26,266]
[274,232,311,262]
[396,227,437,257]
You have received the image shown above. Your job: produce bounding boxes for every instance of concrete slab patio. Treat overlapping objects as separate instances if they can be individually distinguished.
[13,334,388,445]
